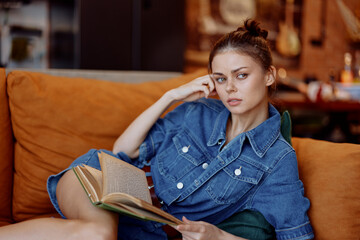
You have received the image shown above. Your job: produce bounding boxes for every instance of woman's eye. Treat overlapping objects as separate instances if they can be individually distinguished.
[237,73,248,79]
[216,77,226,83]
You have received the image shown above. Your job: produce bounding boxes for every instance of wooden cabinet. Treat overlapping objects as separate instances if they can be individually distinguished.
[50,0,185,71]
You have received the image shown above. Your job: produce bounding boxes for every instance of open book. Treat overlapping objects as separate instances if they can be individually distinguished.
[72,151,182,226]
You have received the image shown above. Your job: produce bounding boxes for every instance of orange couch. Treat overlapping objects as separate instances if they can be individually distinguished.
[0,68,359,239]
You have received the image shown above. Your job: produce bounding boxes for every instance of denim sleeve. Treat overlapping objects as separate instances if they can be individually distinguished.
[137,102,191,166]
[251,150,314,240]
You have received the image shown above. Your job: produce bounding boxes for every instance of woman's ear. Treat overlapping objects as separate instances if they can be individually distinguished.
[265,66,276,86]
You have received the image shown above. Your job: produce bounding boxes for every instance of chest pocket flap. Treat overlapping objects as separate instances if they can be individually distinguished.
[206,159,264,204]
[157,131,208,182]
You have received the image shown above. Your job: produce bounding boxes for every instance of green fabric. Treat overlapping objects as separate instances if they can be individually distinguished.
[216,210,276,240]
[281,110,292,145]
[215,111,292,239]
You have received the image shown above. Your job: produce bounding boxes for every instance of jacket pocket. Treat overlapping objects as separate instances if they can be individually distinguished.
[206,159,264,204]
[157,131,207,182]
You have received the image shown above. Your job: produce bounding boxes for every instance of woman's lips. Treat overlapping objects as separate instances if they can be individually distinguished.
[227,98,242,106]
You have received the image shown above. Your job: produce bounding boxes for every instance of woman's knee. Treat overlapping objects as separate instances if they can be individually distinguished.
[56,170,119,238]
[56,170,109,220]
[56,170,87,218]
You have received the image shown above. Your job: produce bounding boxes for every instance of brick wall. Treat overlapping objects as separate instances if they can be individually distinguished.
[293,0,360,82]
[185,0,360,83]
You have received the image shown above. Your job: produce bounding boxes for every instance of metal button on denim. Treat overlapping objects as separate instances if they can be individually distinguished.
[235,167,242,176]
[202,163,209,169]
[177,182,184,189]
[182,146,189,153]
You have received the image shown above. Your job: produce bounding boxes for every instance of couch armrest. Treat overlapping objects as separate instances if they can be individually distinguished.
[292,137,360,239]
[0,68,14,225]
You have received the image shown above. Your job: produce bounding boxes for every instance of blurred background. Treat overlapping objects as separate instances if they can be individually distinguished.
[1,0,360,143]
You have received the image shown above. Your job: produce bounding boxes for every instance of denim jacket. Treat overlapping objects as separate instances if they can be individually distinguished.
[120,98,314,240]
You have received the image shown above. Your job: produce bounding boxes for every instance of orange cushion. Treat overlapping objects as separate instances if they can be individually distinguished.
[0,68,14,224]
[7,69,204,222]
[292,137,360,239]
[0,221,11,227]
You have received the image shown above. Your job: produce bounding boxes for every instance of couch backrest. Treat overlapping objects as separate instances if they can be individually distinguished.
[5,68,182,83]
[0,68,14,226]
[6,69,204,222]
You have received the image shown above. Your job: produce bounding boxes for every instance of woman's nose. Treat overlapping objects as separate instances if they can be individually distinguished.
[225,79,237,92]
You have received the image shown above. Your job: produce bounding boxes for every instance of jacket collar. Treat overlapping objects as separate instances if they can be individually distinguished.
[207,104,280,158]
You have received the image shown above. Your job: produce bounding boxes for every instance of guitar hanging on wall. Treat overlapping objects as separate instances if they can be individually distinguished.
[276,0,301,57]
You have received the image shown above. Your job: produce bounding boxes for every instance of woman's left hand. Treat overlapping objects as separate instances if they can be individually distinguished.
[176,216,246,240]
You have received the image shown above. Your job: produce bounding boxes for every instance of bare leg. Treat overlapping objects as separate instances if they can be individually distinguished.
[0,170,119,240]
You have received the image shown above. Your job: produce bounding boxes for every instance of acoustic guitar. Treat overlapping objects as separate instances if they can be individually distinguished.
[276,0,301,57]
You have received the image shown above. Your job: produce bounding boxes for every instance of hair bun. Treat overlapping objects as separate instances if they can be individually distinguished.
[237,19,268,40]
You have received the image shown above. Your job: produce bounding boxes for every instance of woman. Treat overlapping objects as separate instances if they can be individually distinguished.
[0,19,313,240]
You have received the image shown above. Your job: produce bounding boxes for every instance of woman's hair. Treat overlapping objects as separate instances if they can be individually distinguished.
[208,19,273,73]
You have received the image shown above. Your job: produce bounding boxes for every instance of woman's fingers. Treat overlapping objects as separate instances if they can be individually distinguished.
[204,76,216,97]
[177,216,206,232]
[197,75,216,98]
[201,85,210,98]
[176,216,227,240]
[170,75,216,102]
[205,76,215,92]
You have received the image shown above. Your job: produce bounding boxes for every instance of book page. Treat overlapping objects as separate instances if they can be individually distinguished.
[98,152,152,204]
[102,192,182,225]
[105,201,182,226]
[73,166,101,203]
[83,165,103,198]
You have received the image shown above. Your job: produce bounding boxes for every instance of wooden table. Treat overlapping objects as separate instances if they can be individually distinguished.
[274,92,360,143]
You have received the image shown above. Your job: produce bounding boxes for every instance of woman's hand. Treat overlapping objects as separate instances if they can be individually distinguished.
[167,75,216,103]
[176,217,247,240]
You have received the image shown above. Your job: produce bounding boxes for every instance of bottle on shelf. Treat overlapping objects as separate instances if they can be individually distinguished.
[354,51,360,83]
[340,52,353,84]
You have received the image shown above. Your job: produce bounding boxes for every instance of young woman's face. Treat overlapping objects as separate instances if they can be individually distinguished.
[211,51,275,116]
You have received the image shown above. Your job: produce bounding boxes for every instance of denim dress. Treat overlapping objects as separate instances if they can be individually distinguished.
[47,98,314,240]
